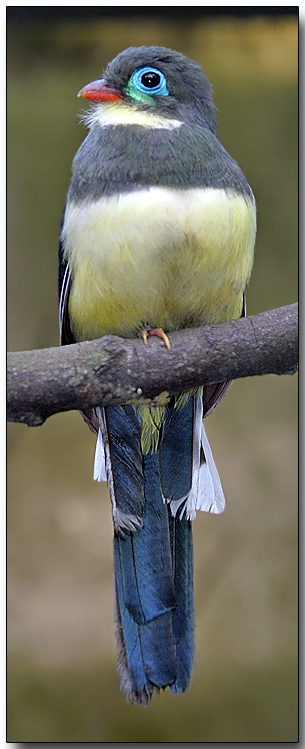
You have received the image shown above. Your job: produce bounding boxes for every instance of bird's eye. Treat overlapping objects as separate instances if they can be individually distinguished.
[141,71,161,88]
[129,67,169,97]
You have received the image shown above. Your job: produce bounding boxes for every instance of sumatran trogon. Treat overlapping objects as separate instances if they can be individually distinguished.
[58,46,256,704]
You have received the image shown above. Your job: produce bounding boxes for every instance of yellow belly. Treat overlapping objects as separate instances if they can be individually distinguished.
[62,186,256,341]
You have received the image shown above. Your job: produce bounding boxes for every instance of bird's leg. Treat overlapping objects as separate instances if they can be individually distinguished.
[142,327,171,349]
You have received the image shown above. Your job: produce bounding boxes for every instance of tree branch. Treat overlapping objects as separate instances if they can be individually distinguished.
[7,303,298,427]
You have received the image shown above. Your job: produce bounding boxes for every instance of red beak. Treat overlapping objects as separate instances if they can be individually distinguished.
[77,78,123,103]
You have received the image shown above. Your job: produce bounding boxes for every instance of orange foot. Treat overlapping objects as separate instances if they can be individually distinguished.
[142,327,171,349]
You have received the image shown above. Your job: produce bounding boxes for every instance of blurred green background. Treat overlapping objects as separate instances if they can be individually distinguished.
[7,9,298,742]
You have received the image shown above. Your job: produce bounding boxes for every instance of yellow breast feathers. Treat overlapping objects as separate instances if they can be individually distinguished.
[62,186,256,342]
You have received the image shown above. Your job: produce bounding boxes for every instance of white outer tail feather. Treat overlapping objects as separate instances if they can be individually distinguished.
[94,407,142,533]
[93,423,107,482]
[93,399,226,520]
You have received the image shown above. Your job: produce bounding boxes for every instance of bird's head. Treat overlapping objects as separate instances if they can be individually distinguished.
[78,46,217,134]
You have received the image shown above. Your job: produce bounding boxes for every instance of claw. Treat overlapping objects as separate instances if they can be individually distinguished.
[142,328,171,349]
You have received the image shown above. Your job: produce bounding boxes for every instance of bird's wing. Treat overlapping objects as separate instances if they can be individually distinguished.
[58,220,100,435]
[203,292,247,417]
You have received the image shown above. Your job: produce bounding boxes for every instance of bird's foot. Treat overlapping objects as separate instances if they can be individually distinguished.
[142,327,171,349]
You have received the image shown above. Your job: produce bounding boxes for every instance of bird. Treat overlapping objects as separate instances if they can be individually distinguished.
[58,45,256,705]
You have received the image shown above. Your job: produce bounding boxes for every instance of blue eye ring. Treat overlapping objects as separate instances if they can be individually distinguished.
[130,67,169,97]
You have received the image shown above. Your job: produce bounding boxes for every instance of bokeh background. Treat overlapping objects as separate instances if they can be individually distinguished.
[7,8,298,742]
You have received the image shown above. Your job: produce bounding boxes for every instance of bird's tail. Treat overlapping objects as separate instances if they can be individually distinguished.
[94,396,225,704]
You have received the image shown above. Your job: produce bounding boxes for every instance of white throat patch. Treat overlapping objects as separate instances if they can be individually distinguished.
[80,102,183,131]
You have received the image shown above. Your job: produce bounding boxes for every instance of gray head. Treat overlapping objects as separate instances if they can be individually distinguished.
[79,46,217,134]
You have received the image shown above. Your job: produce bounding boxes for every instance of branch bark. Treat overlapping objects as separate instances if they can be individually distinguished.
[7,303,298,427]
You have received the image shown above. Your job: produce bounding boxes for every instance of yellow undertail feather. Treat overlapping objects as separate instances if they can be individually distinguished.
[137,387,203,454]
[138,404,165,454]
[174,387,203,411]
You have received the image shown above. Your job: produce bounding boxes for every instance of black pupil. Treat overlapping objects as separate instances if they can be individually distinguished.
[141,71,161,89]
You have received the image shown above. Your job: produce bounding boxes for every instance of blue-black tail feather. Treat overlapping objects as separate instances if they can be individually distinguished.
[159,398,194,501]
[106,399,196,703]
[105,405,145,525]
[169,509,194,693]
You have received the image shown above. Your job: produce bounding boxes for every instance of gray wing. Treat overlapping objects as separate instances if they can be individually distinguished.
[58,247,99,436]
[203,293,246,417]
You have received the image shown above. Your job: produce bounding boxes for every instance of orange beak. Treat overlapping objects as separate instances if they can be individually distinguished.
[78,78,123,103]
